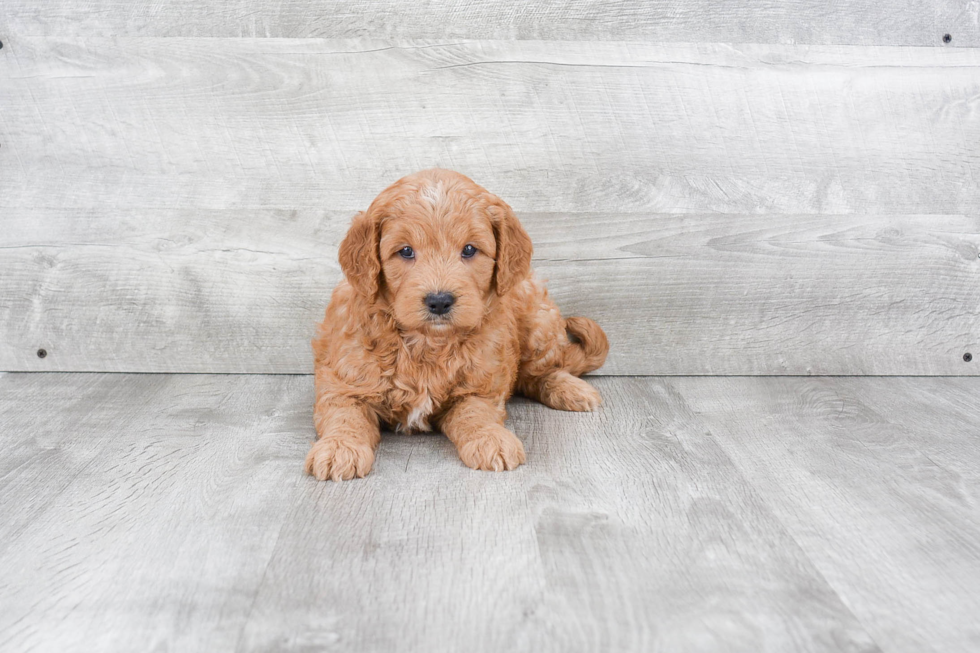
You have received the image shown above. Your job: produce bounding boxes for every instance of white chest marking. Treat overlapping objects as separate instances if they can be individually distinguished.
[405,394,434,432]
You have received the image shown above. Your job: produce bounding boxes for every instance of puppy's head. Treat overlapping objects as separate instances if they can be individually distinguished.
[338,169,532,334]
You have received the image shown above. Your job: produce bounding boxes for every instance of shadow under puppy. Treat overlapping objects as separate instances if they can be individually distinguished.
[307,168,609,481]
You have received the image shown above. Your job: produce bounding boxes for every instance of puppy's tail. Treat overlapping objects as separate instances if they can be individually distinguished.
[563,316,610,376]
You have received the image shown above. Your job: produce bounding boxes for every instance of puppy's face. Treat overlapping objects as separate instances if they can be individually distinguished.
[378,197,496,332]
[338,169,533,335]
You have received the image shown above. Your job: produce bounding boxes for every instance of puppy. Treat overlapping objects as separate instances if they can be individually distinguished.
[305,169,609,481]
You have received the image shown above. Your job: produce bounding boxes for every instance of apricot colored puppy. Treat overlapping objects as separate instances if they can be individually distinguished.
[305,169,609,481]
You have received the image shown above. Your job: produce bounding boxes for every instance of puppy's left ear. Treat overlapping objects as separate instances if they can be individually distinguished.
[338,210,381,299]
[488,200,533,296]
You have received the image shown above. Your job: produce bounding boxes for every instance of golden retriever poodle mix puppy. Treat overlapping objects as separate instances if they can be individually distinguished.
[306,169,609,480]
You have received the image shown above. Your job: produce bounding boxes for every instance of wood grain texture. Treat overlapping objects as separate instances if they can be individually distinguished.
[2,39,979,215]
[503,378,878,653]
[0,0,974,45]
[2,209,977,375]
[0,373,164,557]
[672,376,980,653]
[240,376,881,652]
[0,373,893,652]
[237,432,548,652]
[0,373,314,652]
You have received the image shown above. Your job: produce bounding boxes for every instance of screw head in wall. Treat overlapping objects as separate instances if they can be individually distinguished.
[965,353,973,362]
[37,348,47,359]
[943,34,952,43]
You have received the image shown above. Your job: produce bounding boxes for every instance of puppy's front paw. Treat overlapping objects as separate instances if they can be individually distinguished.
[542,372,602,412]
[457,425,526,472]
[305,436,375,481]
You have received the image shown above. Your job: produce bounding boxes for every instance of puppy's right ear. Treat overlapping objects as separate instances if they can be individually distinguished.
[338,211,381,299]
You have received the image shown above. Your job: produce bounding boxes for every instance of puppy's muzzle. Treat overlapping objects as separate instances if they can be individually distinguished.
[424,291,455,316]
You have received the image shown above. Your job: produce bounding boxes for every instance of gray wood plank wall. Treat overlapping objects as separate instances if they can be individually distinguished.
[1,7,978,374]
[0,1,973,45]
[2,209,977,374]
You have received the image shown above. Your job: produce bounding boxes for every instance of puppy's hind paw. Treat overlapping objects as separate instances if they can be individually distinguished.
[457,425,526,472]
[305,436,375,481]
[539,371,602,412]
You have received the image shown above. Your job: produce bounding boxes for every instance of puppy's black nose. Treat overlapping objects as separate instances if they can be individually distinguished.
[424,292,455,316]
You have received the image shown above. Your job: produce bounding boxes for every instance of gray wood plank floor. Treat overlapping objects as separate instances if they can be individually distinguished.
[2,372,978,652]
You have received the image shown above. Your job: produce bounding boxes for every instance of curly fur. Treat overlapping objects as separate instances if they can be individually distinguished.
[305,169,609,480]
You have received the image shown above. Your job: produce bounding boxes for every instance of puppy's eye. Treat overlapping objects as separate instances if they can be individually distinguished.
[461,244,477,259]
[398,246,415,260]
